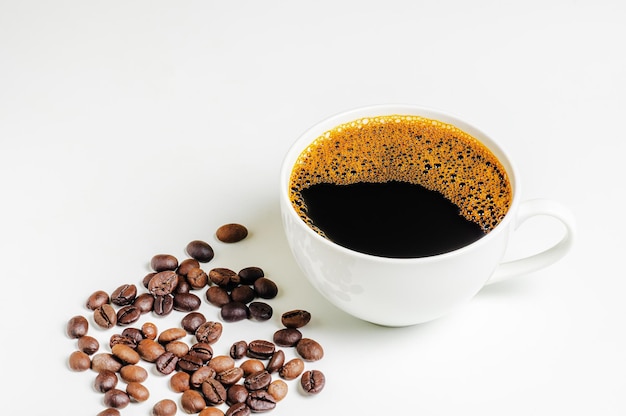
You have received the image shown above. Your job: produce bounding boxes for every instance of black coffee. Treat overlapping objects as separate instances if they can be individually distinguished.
[289,114,512,258]
[300,181,485,258]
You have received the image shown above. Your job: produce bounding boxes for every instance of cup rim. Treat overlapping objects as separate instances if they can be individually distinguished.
[280,103,521,264]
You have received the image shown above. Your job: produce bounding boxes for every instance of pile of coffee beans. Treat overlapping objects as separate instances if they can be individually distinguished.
[66,223,325,416]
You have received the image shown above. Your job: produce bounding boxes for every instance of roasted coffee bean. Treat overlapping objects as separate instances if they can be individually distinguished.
[133,293,155,314]
[91,353,123,373]
[181,389,206,413]
[121,327,144,344]
[226,402,251,416]
[86,290,110,310]
[141,322,158,340]
[152,398,177,416]
[273,328,302,347]
[238,267,264,285]
[217,366,244,386]
[170,370,191,393]
[150,254,179,272]
[136,339,166,363]
[177,353,204,373]
[178,258,200,276]
[195,321,223,344]
[267,379,288,402]
[244,370,272,391]
[142,272,157,288]
[109,334,137,349]
[246,340,275,359]
[189,342,214,363]
[201,377,227,405]
[77,335,99,355]
[153,294,174,316]
[155,351,178,374]
[248,301,273,321]
[266,349,285,374]
[229,340,247,359]
[111,284,137,306]
[97,408,120,416]
[281,309,311,328]
[279,358,304,380]
[216,223,248,243]
[94,370,122,391]
[68,350,90,371]
[120,364,148,383]
[175,274,191,294]
[253,277,278,299]
[227,384,249,405]
[221,302,249,322]
[296,338,324,361]
[111,343,140,365]
[94,304,117,328]
[186,267,209,289]
[104,388,130,409]
[66,315,89,339]
[209,355,235,373]
[230,285,255,304]
[158,327,187,344]
[206,286,231,307]
[116,305,141,326]
[181,312,207,333]
[186,240,215,263]
[166,340,190,358]
[240,359,265,376]
[174,292,201,312]
[209,267,239,287]
[126,381,149,402]
[190,366,215,388]
[300,369,325,394]
[246,390,276,412]
[148,270,179,296]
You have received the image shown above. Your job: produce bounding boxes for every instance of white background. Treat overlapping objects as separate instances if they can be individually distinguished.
[1,1,624,415]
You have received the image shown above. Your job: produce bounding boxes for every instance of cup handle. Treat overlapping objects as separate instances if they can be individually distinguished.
[486,198,576,285]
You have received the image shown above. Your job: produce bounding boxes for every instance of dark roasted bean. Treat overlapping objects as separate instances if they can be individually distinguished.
[248,301,273,321]
[152,294,174,316]
[181,312,206,334]
[177,353,204,373]
[227,384,249,405]
[206,286,231,307]
[209,267,239,287]
[116,305,141,326]
[244,370,272,391]
[188,342,214,363]
[121,328,144,344]
[273,328,302,347]
[186,267,209,289]
[173,292,201,312]
[229,340,247,359]
[195,321,223,344]
[226,402,251,416]
[246,340,275,359]
[246,390,276,412]
[266,349,285,374]
[230,285,255,304]
[109,334,137,349]
[94,304,117,329]
[67,315,88,339]
[253,277,278,299]
[238,267,264,285]
[94,369,118,392]
[216,223,248,243]
[104,388,130,409]
[111,284,137,306]
[177,258,200,276]
[217,366,244,386]
[201,377,227,405]
[190,366,215,388]
[142,272,156,289]
[186,240,215,263]
[148,270,179,296]
[221,302,249,322]
[174,274,191,294]
[150,254,179,272]
[77,335,99,355]
[86,290,110,310]
[296,338,324,361]
[281,309,311,328]
[300,369,325,394]
[133,293,155,314]
[155,352,178,374]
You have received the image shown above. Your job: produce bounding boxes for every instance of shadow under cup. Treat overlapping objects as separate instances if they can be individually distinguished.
[280,105,522,326]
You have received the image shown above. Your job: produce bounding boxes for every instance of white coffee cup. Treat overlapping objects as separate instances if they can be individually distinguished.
[279,104,575,326]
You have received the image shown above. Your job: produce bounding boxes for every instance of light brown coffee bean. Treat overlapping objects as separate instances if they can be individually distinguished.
[300,369,325,394]
[209,268,239,287]
[67,315,88,339]
[126,381,150,402]
[240,359,265,376]
[216,223,248,243]
[158,327,187,344]
[91,353,123,373]
[190,366,215,388]
[209,355,235,373]
[97,408,121,416]
[150,254,179,272]
[170,370,191,393]
[178,258,201,276]
[148,270,179,296]
[104,388,130,409]
[216,366,244,386]
[279,358,304,380]
[226,384,249,405]
[136,339,166,363]
[111,343,140,365]
[296,338,324,361]
[94,370,118,392]
[77,335,100,355]
[206,286,231,307]
[152,399,177,416]
[244,370,272,391]
[202,378,227,405]
[141,322,158,340]
[186,267,209,289]
[199,407,225,416]
[165,340,190,358]
[111,284,137,306]
[267,379,288,402]
[182,389,209,413]
[133,293,155,314]
[119,365,148,383]
[196,321,223,344]
[68,350,91,371]
[86,290,110,310]
[94,304,117,329]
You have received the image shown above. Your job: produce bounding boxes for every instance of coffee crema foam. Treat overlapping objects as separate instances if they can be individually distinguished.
[289,115,512,236]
